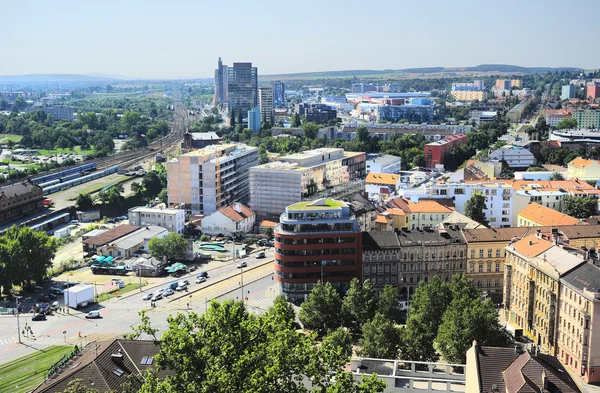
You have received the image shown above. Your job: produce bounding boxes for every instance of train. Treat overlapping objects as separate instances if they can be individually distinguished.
[42,165,120,195]
[32,163,97,185]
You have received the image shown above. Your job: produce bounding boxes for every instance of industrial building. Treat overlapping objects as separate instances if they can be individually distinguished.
[0,180,44,224]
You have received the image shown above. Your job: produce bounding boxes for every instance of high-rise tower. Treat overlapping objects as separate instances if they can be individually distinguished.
[227,62,258,125]
[213,57,228,107]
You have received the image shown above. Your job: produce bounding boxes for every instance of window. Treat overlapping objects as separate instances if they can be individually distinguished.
[113,368,125,376]
[495,279,500,287]
[479,250,484,258]
[496,249,501,257]
[488,249,492,258]
[471,250,475,258]
[141,356,154,365]
[496,263,500,272]
[477,280,482,288]
[487,263,492,272]
[479,264,483,273]
[486,279,491,287]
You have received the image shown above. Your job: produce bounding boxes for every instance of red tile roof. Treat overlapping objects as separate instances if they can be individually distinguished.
[218,203,255,223]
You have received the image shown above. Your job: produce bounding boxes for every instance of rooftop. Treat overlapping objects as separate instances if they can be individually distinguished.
[0,180,41,198]
[568,157,598,168]
[562,262,600,294]
[259,220,277,228]
[366,172,399,186]
[509,234,554,259]
[518,203,580,226]
[532,245,586,276]
[288,198,347,211]
[366,154,401,165]
[129,206,184,215]
[190,131,220,141]
[83,225,141,246]
[216,203,255,223]
[110,226,168,250]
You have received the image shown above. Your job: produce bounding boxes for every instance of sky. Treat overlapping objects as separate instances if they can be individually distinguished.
[1,0,599,79]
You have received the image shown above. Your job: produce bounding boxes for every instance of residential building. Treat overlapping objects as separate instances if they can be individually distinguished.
[424,134,468,169]
[403,181,515,228]
[362,227,466,298]
[387,197,454,230]
[32,339,172,393]
[374,213,394,231]
[439,211,485,230]
[213,57,228,107]
[274,198,362,303]
[341,123,472,142]
[128,206,186,233]
[488,146,537,168]
[259,219,277,234]
[82,225,141,254]
[0,180,44,224]
[248,107,261,132]
[507,101,529,123]
[587,85,600,100]
[547,112,572,127]
[167,143,259,215]
[495,79,522,89]
[200,202,255,237]
[182,132,222,150]
[450,90,487,101]
[518,203,580,227]
[465,342,580,393]
[574,110,600,129]
[98,225,168,258]
[377,104,435,123]
[365,173,401,199]
[365,154,401,174]
[258,85,274,125]
[451,82,483,91]
[562,85,577,100]
[249,148,366,220]
[470,110,498,125]
[567,157,600,180]
[26,106,75,121]
[273,81,285,108]
[227,62,258,125]
[345,192,380,232]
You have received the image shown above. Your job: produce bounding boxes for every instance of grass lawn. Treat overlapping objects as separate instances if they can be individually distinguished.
[36,146,94,156]
[0,134,22,143]
[96,283,142,302]
[0,345,74,393]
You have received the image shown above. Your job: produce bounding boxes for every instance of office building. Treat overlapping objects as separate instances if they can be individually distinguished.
[424,134,467,169]
[227,62,258,125]
[366,154,401,174]
[213,57,228,107]
[587,85,600,100]
[298,103,337,124]
[249,148,366,220]
[248,107,261,132]
[450,90,487,101]
[377,103,436,123]
[362,227,466,298]
[272,81,285,108]
[26,106,75,121]
[488,146,537,168]
[167,143,259,215]
[274,198,362,303]
[561,84,577,100]
[574,110,600,129]
[258,86,274,125]
[0,180,44,223]
[128,206,186,233]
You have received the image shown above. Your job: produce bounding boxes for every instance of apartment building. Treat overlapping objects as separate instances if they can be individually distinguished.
[386,197,454,230]
[258,85,274,125]
[274,198,362,303]
[341,123,472,142]
[377,103,435,123]
[488,146,537,169]
[450,90,487,101]
[128,206,186,233]
[567,158,600,181]
[562,85,577,100]
[365,173,401,199]
[517,203,580,227]
[167,143,259,215]
[574,110,600,129]
[26,106,76,121]
[249,148,366,220]
[424,134,468,169]
[403,181,514,228]
[495,79,522,89]
[362,227,466,298]
[366,154,401,174]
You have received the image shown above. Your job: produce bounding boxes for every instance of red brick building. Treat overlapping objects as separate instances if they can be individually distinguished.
[424,134,468,169]
[587,85,600,100]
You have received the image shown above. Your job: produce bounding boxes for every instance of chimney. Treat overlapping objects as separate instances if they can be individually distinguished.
[529,240,533,246]
[536,229,541,238]
[234,203,241,213]
[542,370,548,391]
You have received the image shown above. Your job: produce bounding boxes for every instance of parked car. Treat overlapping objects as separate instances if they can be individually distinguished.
[257,239,267,246]
[32,314,47,321]
[256,251,266,259]
[236,261,248,269]
[69,220,79,225]
[188,266,197,272]
[85,310,101,319]
[142,293,153,301]
[51,301,59,309]
[164,288,175,296]
[195,276,207,284]
[151,293,163,301]
[49,287,63,295]
[197,271,209,279]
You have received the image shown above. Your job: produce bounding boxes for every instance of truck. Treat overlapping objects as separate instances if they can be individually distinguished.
[43,198,53,207]
[63,284,94,309]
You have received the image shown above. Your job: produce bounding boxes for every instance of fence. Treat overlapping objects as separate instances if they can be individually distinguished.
[46,345,81,380]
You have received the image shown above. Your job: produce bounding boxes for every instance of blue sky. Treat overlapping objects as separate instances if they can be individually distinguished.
[1,0,599,79]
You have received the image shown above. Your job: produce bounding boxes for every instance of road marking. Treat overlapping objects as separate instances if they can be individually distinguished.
[0,337,17,346]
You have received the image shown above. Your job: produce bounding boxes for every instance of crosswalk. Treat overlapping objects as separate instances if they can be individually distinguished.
[0,337,17,346]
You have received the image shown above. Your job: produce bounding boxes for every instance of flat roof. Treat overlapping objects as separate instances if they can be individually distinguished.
[65,284,93,294]
[83,225,141,246]
[129,206,184,214]
[288,198,346,211]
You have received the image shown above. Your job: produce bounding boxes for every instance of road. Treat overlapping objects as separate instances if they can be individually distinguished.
[0,253,276,364]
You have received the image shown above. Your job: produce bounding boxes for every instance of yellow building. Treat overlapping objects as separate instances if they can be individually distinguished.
[450,90,488,101]
[386,208,408,230]
[517,203,580,227]
[567,157,600,181]
[386,198,453,230]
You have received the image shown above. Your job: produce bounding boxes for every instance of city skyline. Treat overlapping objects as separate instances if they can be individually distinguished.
[1,0,599,79]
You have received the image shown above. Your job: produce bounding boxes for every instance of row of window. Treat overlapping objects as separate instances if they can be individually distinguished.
[275,236,356,245]
[364,249,464,261]
[471,249,505,258]
[364,261,465,273]
[275,259,356,268]
[276,248,356,257]
[469,262,502,273]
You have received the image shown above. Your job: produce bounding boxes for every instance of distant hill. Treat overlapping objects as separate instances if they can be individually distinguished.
[262,64,583,80]
[0,74,119,83]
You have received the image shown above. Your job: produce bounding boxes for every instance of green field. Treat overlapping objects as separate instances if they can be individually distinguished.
[36,146,94,156]
[0,345,74,393]
[0,134,22,143]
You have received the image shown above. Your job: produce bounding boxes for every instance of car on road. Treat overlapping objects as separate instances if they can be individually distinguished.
[236,261,248,269]
[182,279,190,286]
[155,288,165,295]
[69,220,79,225]
[142,293,153,301]
[195,276,206,284]
[197,271,209,279]
[256,251,266,259]
[51,301,59,309]
[151,293,163,301]
[50,287,63,295]
[188,266,197,272]
[32,314,47,321]
[176,283,188,291]
[164,288,175,296]
[85,311,101,319]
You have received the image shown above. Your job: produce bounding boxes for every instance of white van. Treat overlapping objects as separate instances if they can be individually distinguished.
[85,310,100,319]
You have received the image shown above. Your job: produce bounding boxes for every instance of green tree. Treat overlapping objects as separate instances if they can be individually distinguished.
[292,113,301,127]
[377,285,402,324]
[526,166,547,172]
[556,117,578,129]
[358,313,402,359]
[142,170,164,198]
[549,171,565,180]
[129,301,382,393]
[148,232,188,261]
[322,327,353,361]
[157,189,168,204]
[562,195,598,218]
[75,193,95,210]
[299,281,343,337]
[229,107,236,128]
[464,191,488,226]
[342,278,377,336]
[131,181,144,195]
[267,294,296,325]
[302,122,320,139]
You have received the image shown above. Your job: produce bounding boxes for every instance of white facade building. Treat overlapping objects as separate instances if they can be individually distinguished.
[128,206,186,233]
[258,86,274,125]
[200,203,256,237]
[366,154,402,174]
[488,146,536,168]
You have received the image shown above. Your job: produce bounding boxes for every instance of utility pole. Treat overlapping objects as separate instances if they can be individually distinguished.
[138,263,142,292]
[15,294,21,344]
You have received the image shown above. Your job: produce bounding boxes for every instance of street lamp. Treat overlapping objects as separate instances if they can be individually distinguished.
[11,291,21,344]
